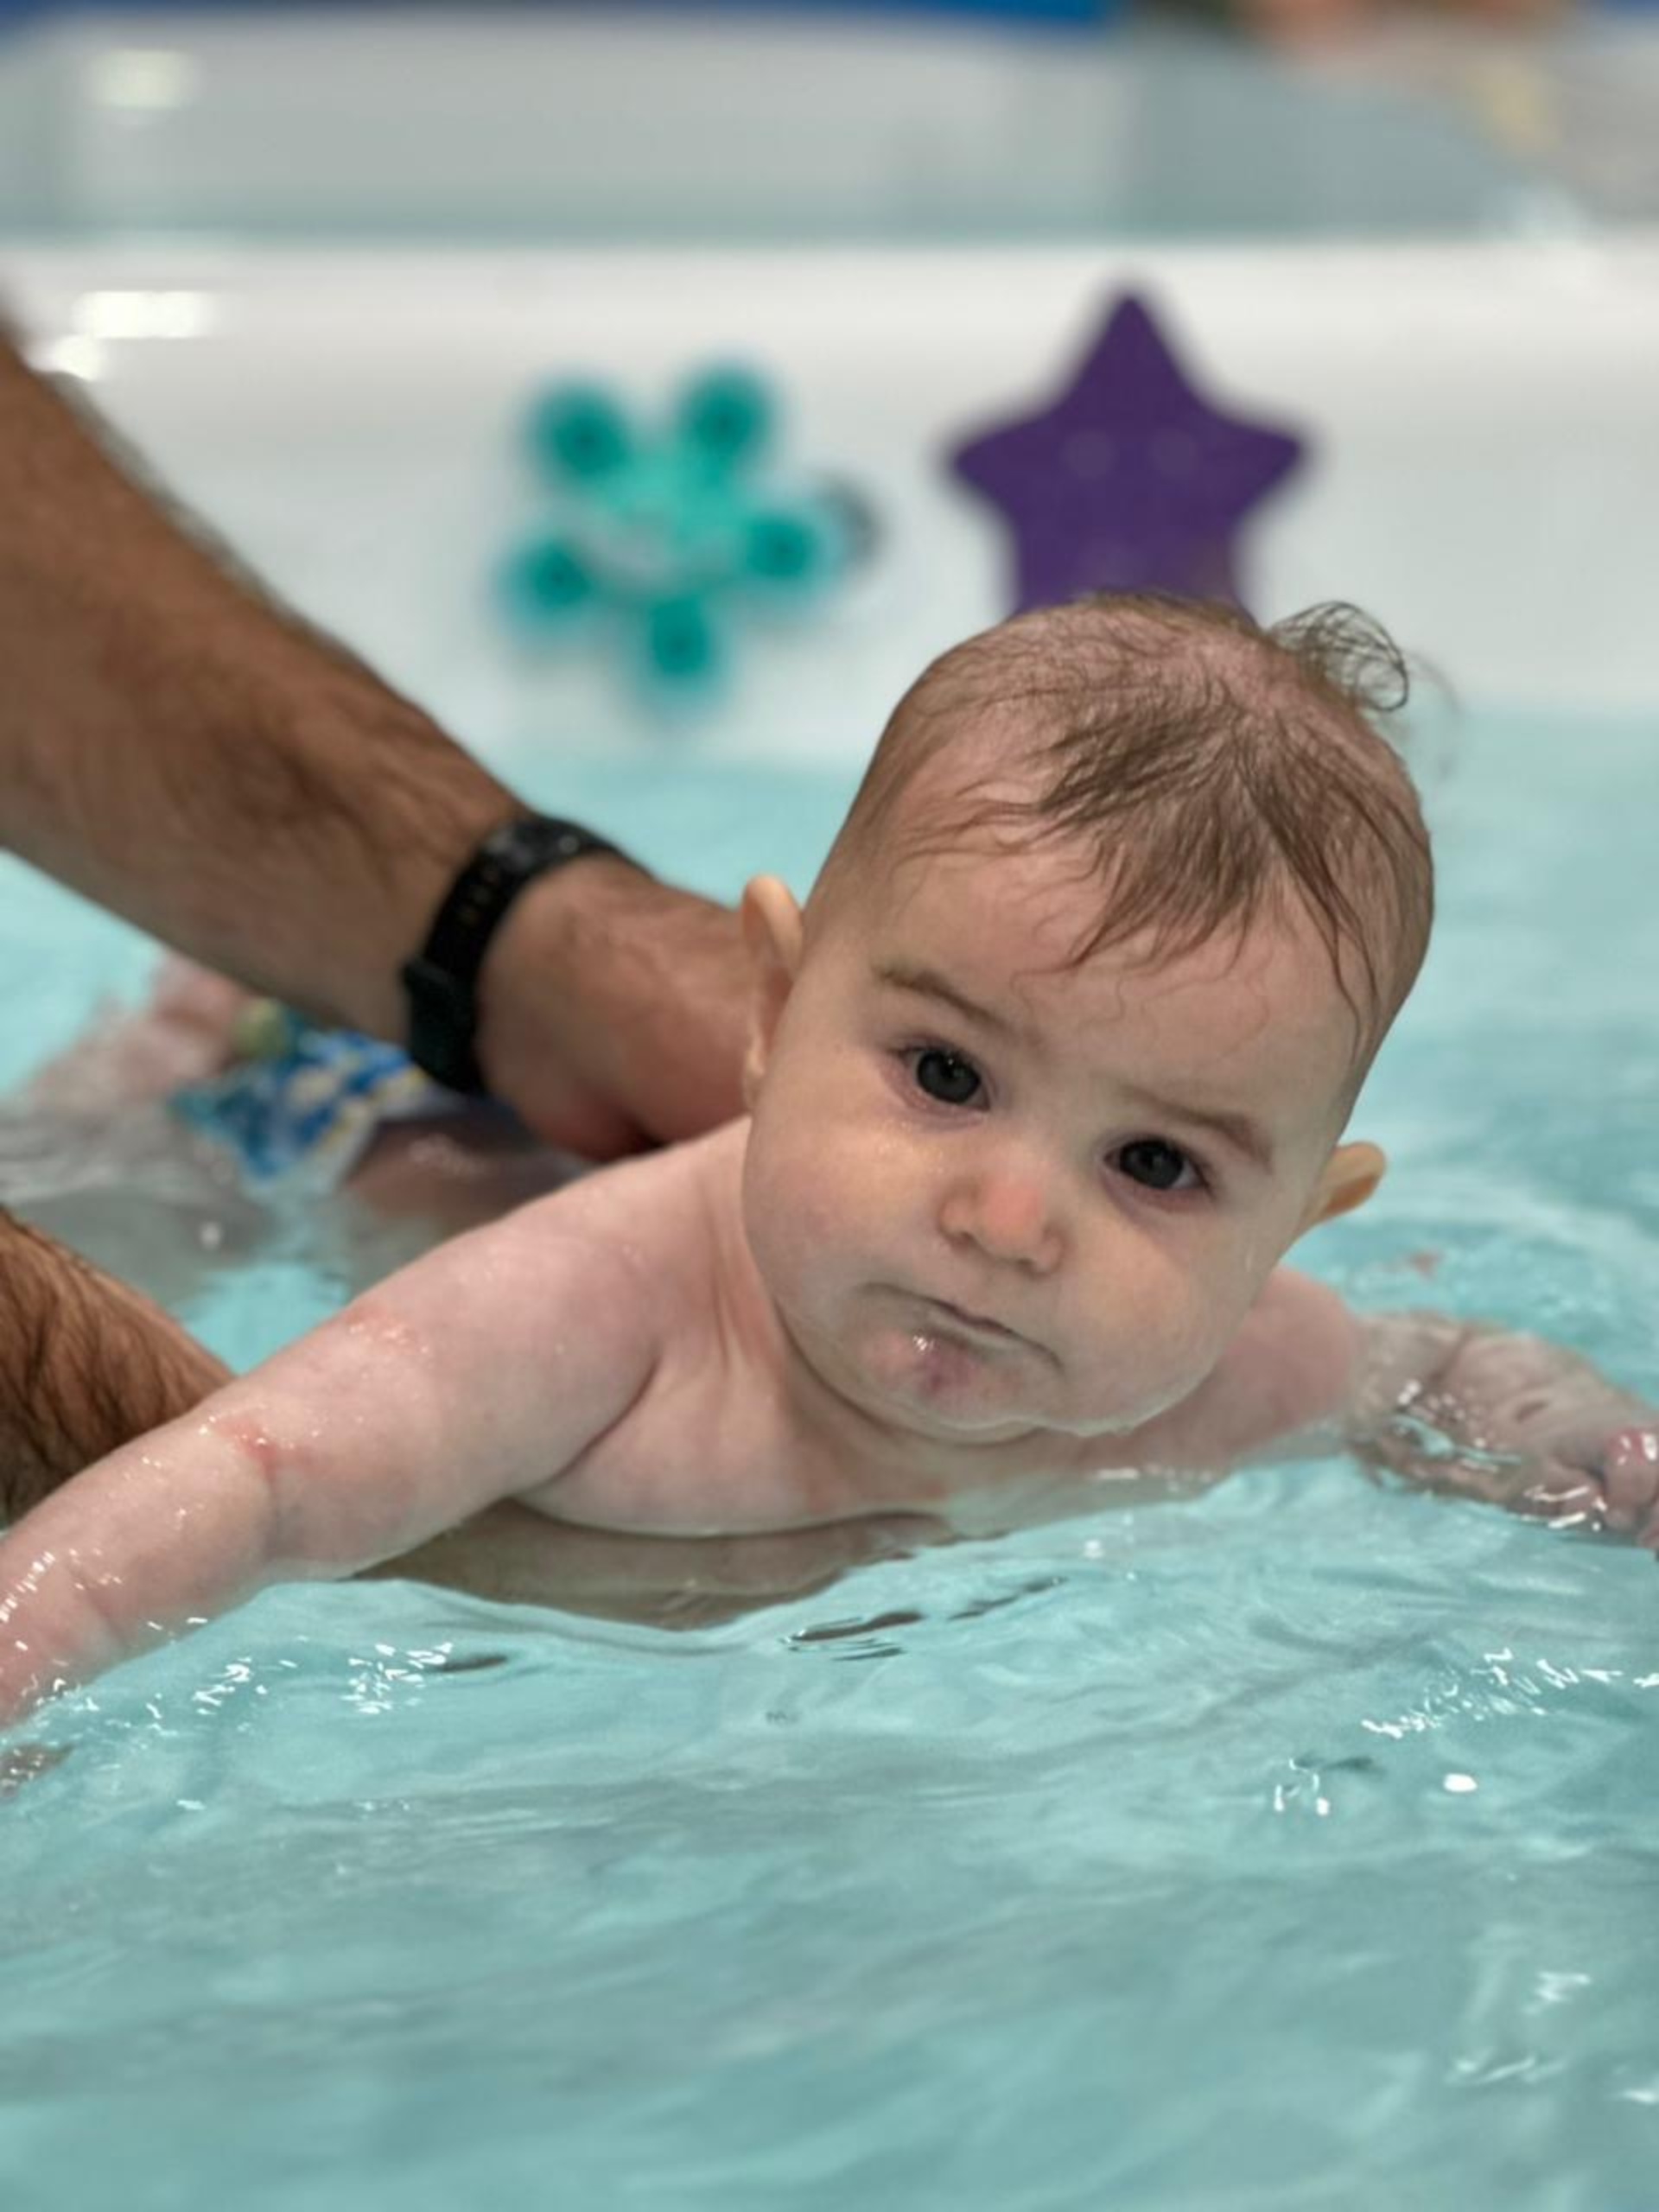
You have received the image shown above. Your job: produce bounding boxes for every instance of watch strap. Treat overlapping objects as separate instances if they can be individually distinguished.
[401,813,627,1095]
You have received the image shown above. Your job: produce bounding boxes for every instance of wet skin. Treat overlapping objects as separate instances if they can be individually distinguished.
[2,817,1655,1725]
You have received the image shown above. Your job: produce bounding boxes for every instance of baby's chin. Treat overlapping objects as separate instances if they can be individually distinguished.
[845,1319,1140,1443]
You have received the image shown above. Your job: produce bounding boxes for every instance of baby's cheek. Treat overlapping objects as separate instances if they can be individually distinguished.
[1103,1263,1239,1413]
[1184,1239,1276,1359]
[743,1124,853,1296]
[1134,1236,1229,1340]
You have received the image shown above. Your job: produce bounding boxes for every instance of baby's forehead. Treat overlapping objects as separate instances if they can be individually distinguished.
[860,837,1365,1103]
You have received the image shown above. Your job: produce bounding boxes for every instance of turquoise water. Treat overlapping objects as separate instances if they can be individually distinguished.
[2,711,1658,2210]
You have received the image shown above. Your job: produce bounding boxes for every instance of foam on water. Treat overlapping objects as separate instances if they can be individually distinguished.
[1,709,1656,2210]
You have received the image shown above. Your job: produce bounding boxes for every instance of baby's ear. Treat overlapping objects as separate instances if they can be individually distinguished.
[1302,1141,1387,1231]
[740,875,804,1107]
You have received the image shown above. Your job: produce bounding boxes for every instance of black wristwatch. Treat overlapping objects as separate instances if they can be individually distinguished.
[401,813,630,1096]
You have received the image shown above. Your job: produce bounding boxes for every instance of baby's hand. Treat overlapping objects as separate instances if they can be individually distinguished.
[1599,1428,1659,1548]
[1362,1320,1659,1544]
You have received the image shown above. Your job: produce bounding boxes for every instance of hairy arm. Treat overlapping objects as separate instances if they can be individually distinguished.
[0,332,746,1151]
[0,1202,660,1722]
[0,1210,229,1526]
[0,334,510,1040]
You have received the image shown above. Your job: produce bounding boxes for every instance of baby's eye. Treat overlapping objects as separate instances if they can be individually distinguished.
[912,1048,983,1108]
[1114,1138,1203,1194]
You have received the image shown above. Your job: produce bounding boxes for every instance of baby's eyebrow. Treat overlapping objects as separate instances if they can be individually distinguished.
[1115,1080,1276,1174]
[872,959,1015,1039]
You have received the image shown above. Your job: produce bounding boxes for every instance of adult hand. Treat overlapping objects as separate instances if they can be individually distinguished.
[477,855,750,1156]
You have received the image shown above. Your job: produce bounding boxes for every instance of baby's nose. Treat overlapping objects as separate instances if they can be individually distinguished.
[940,1165,1065,1274]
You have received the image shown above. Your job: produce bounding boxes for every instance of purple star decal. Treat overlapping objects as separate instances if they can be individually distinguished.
[950,294,1305,613]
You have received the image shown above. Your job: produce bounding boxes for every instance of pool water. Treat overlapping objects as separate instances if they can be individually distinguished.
[2,706,1657,2210]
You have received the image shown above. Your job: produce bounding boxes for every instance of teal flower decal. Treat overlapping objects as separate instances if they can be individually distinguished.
[500,365,871,707]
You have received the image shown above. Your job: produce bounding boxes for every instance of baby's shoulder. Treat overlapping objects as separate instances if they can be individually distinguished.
[1137,1268,1363,1468]
[1210,1268,1363,1451]
[499,1120,747,1301]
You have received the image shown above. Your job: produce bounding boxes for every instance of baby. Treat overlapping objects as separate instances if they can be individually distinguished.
[3,592,1656,1723]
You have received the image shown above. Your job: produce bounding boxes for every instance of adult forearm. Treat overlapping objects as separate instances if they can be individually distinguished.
[0,334,512,1039]
[0,1210,229,1525]
[0,332,751,1151]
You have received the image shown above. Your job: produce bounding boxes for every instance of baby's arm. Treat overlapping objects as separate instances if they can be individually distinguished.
[1172,1271,1659,1541]
[0,1200,660,1723]
[1346,1313,1659,1540]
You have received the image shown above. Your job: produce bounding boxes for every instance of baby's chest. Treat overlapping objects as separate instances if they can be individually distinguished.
[527,1356,854,1538]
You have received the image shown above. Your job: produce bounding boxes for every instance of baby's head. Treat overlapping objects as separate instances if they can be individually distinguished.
[741,593,1433,1451]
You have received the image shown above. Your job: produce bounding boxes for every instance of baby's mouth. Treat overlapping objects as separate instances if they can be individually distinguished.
[913,1294,1027,1347]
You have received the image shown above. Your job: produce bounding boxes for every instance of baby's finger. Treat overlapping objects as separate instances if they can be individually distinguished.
[1599,1428,1659,1535]
[1520,1465,1606,1527]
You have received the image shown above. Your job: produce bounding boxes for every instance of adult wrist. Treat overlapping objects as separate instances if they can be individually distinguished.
[401,813,636,1096]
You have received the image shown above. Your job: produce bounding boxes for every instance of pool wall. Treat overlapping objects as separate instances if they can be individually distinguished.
[4,236,1659,779]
